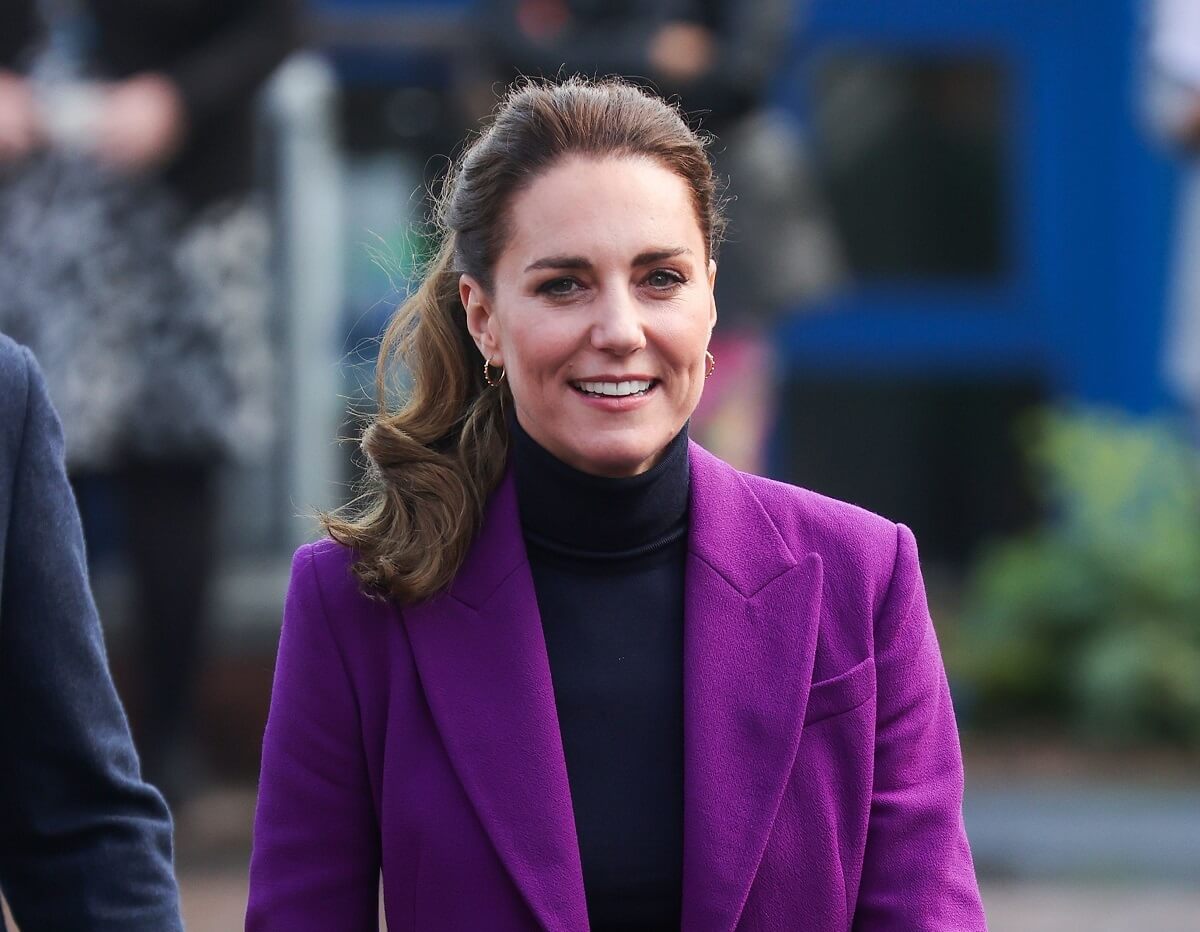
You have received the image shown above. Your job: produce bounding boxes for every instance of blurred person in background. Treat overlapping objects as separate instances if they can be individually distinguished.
[1146,0,1200,419]
[478,0,844,474]
[0,334,183,932]
[0,0,300,805]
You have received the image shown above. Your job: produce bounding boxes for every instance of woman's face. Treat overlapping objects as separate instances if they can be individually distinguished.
[462,156,717,478]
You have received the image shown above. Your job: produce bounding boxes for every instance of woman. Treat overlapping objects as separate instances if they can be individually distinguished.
[0,0,297,802]
[247,77,986,931]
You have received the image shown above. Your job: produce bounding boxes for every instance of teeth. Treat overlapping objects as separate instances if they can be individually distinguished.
[575,379,653,397]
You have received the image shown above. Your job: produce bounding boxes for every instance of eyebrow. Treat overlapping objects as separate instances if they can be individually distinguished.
[523,246,692,273]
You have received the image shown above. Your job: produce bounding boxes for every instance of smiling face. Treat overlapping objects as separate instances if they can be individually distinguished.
[461,156,717,478]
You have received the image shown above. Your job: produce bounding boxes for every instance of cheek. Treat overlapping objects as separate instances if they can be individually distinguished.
[659,314,711,379]
[503,320,575,391]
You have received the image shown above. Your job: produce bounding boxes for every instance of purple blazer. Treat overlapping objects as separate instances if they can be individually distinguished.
[246,442,986,931]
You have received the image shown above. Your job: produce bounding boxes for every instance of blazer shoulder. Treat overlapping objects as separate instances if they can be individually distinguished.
[289,536,404,640]
[739,470,905,607]
[689,441,904,594]
[284,538,408,709]
[291,537,374,610]
[743,471,898,556]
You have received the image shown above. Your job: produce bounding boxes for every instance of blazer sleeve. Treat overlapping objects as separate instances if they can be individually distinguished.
[246,544,381,931]
[852,524,987,930]
[0,347,183,932]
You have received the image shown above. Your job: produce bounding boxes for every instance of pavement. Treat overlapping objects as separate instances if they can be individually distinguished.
[966,775,1200,884]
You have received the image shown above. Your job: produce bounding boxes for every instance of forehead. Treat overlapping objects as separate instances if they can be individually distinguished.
[499,156,705,268]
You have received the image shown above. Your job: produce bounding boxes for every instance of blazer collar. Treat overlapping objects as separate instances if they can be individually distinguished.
[680,442,824,932]
[401,462,588,932]
[402,441,823,932]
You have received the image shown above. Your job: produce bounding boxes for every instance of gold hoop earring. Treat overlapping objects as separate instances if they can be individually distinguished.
[483,357,506,388]
[704,350,715,379]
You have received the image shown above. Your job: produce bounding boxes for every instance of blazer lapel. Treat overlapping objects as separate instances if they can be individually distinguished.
[402,465,589,932]
[681,442,824,932]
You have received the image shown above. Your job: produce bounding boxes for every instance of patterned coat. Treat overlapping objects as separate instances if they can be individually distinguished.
[0,0,298,468]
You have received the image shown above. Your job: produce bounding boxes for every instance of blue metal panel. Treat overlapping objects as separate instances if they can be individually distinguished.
[776,0,1177,413]
[776,289,1045,375]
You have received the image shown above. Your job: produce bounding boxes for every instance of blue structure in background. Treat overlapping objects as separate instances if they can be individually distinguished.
[781,0,1177,416]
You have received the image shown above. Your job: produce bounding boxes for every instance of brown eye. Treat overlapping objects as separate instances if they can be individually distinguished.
[538,277,580,297]
[646,269,684,289]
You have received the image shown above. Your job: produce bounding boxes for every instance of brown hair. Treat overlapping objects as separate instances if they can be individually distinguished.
[321,75,725,603]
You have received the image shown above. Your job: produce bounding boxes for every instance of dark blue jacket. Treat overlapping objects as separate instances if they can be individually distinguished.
[0,335,182,931]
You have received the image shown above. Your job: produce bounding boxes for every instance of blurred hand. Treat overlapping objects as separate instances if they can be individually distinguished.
[94,73,187,174]
[0,70,45,164]
[649,22,716,84]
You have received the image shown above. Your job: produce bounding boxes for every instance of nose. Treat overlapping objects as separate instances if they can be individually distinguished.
[589,287,646,355]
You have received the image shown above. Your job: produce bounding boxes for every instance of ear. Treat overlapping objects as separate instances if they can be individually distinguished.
[460,273,503,366]
[707,258,718,330]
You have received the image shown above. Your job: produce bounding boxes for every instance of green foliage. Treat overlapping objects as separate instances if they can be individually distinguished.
[956,407,1200,746]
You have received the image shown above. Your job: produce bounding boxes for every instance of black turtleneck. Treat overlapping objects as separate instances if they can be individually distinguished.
[512,416,689,932]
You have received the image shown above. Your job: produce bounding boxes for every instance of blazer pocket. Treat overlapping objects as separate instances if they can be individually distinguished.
[803,657,876,726]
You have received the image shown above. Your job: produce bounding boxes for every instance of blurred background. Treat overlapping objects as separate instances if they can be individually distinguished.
[3,0,1200,929]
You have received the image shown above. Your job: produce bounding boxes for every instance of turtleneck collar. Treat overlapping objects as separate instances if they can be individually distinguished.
[510,414,690,558]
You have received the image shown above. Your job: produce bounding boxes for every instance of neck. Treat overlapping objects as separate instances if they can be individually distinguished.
[510,416,690,556]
